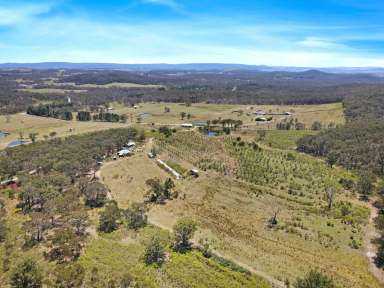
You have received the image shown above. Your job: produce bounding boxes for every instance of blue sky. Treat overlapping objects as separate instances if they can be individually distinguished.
[0,0,383,66]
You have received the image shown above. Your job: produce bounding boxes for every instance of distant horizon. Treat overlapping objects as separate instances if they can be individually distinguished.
[1,61,384,69]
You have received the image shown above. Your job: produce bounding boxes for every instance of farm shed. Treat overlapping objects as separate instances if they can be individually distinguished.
[192,121,207,127]
[181,123,193,128]
[0,177,19,190]
[118,149,133,157]
[126,141,136,148]
[157,159,181,179]
[190,169,199,177]
[254,110,267,115]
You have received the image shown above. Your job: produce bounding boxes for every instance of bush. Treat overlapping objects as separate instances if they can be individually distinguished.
[294,270,335,288]
[144,235,166,265]
[125,203,147,230]
[10,258,43,288]
[52,263,85,288]
[98,201,121,233]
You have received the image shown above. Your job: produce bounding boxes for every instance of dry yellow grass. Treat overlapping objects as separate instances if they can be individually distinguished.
[46,81,163,89]
[101,154,170,208]
[0,113,128,149]
[18,88,88,94]
[145,173,380,288]
[114,102,344,128]
[101,132,379,288]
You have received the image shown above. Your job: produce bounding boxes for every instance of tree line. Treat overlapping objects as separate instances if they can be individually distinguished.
[27,103,74,120]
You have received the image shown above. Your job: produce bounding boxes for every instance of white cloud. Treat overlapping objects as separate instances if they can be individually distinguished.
[296,37,347,49]
[0,3,53,26]
[141,0,179,9]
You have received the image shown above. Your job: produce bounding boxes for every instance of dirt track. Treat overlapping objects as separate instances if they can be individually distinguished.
[365,200,384,284]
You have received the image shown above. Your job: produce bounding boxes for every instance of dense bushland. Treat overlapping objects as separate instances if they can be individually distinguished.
[2,69,384,114]
[0,128,143,285]
[298,93,384,176]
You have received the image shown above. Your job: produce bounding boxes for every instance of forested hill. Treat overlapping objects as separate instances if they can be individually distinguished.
[343,92,384,122]
[297,93,384,176]
[2,69,384,114]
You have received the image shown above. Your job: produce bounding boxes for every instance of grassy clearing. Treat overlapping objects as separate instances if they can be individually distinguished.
[0,113,128,149]
[77,82,164,89]
[113,102,345,128]
[260,130,319,149]
[18,88,87,94]
[101,154,170,208]
[46,81,164,89]
[79,226,271,288]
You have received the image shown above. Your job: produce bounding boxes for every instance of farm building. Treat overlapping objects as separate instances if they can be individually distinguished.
[126,141,136,148]
[190,169,199,177]
[118,149,133,157]
[181,123,193,128]
[192,121,207,127]
[7,139,29,148]
[0,177,19,190]
[157,159,181,179]
[254,110,267,116]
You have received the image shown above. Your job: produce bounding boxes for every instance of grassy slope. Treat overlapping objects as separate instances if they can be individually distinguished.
[101,154,170,208]
[79,226,271,288]
[102,130,380,288]
[0,193,270,288]
[261,130,319,149]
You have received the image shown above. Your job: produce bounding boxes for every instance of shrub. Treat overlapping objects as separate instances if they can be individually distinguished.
[294,270,335,288]
[10,258,43,288]
[144,235,166,265]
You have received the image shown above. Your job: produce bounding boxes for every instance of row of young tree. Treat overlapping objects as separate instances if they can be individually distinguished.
[92,112,127,122]
[297,92,384,269]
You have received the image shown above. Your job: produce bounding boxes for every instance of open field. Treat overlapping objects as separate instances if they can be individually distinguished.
[76,82,164,89]
[101,154,170,208]
[46,80,164,89]
[18,81,163,94]
[113,102,345,128]
[0,113,128,149]
[260,130,319,149]
[0,101,342,150]
[101,130,380,288]
[18,88,88,94]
